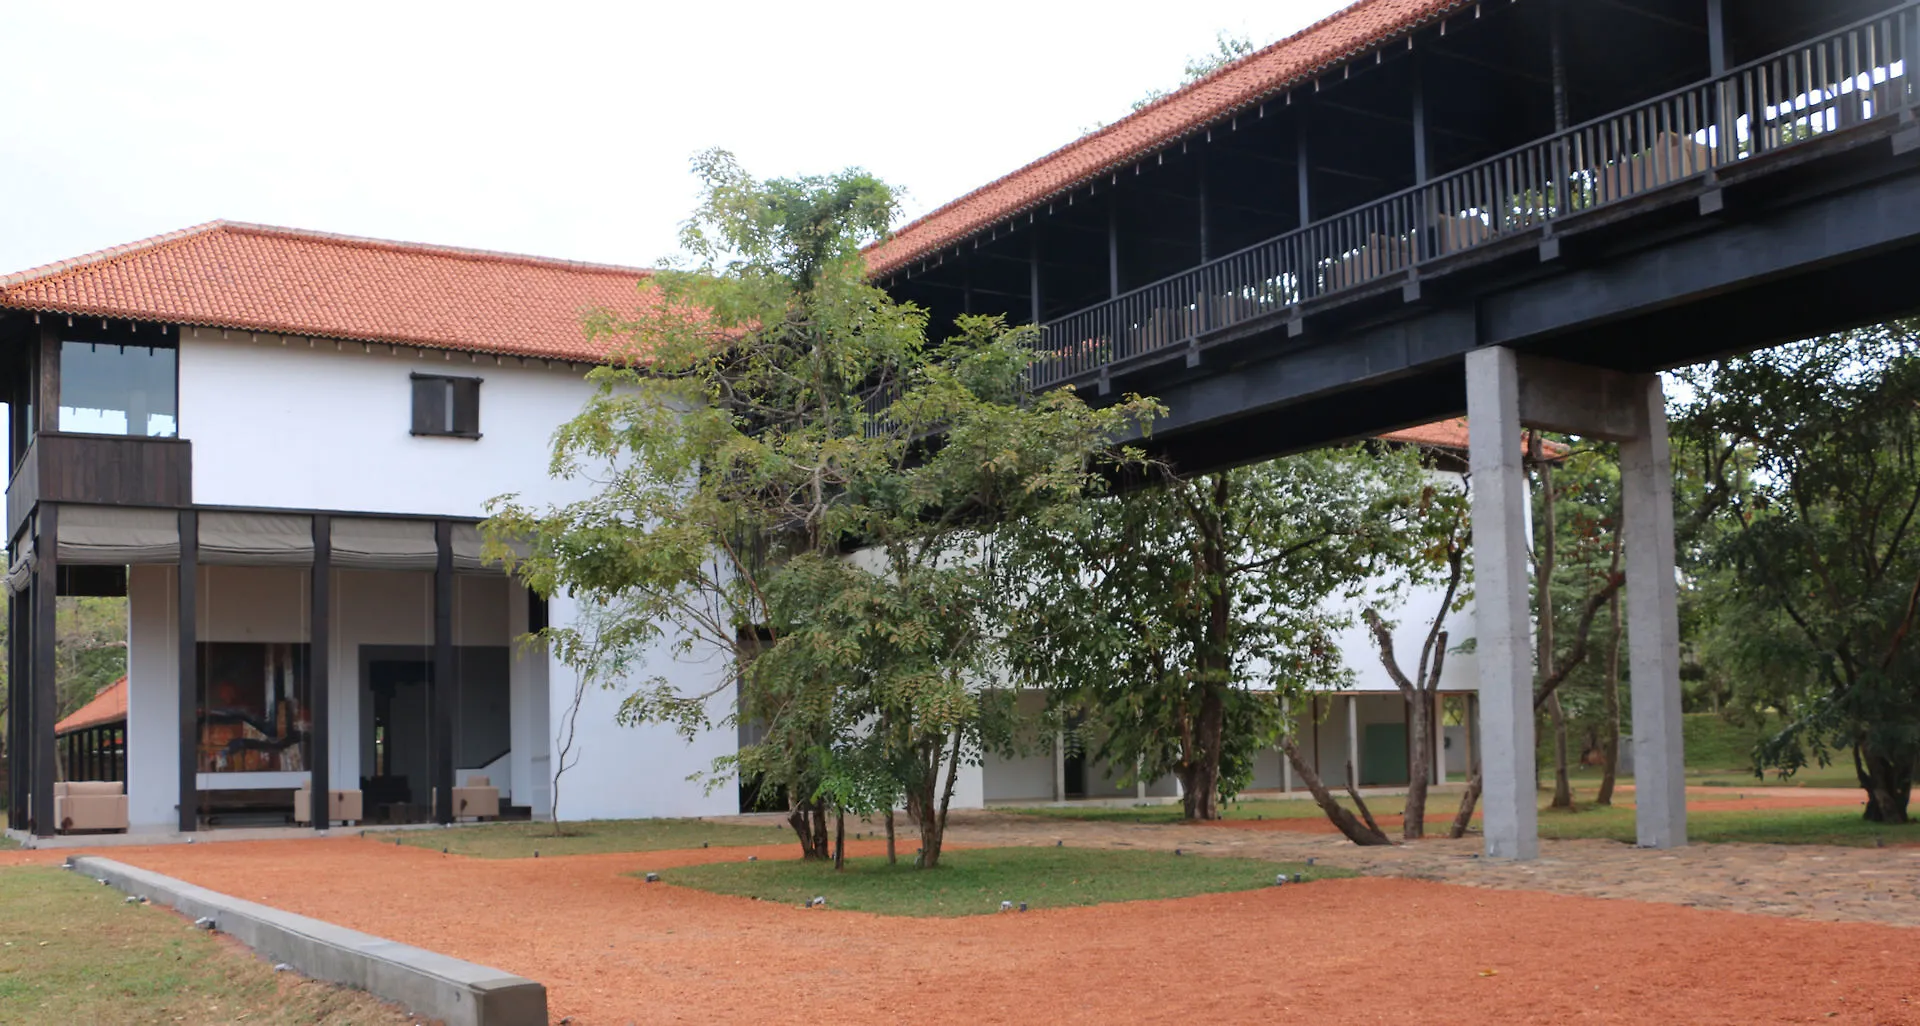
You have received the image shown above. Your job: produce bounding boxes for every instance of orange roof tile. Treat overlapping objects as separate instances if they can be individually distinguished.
[1380,417,1573,456]
[867,0,1468,279]
[55,677,127,736]
[0,221,660,362]
[1380,417,1472,450]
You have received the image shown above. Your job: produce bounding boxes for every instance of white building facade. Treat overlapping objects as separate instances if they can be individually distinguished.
[2,221,1479,839]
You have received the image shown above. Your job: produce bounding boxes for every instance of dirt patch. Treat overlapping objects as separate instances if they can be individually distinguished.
[94,836,1918,1026]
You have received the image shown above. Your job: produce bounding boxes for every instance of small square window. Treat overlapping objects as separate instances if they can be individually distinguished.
[411,373,482,438]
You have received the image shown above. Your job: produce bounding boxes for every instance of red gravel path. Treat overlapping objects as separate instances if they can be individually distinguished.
[89,837,1916,1026]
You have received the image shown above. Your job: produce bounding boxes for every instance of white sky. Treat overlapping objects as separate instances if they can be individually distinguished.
[0,0,1351,275]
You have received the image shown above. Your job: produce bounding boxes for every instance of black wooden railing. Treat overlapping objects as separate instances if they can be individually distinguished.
[1033,3,1920,389]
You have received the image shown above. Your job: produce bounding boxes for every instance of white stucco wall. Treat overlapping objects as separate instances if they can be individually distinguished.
[543,591,737,821]
[178,331,602,517]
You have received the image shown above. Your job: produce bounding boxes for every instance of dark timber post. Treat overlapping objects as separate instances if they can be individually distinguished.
[309,515,331,828]
[1196,149,1211,262]
[1411,46,1432,258]
[431,520,455,825]
[1549,0,1569,132]
[1705,0,1727,75]
[1411,48,1431,185]
[1296,122,1313,227]
[6,552,23,828]
[37,325,60,437]
[1028,235,1043,326]
[31,505,56,837]
[1106,195,1121,299]
[177,509,198,833]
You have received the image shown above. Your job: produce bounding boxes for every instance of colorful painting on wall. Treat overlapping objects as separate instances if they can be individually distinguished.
[197,642,311,773]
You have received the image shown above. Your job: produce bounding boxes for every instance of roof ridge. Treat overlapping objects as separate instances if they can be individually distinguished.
[213,221,658,277]
[869,0,1467,277]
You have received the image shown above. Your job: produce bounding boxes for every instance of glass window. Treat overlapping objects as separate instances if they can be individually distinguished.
[59,340,178,437]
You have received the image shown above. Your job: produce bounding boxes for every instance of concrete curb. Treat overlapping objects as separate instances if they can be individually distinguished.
[69,856,546,1026]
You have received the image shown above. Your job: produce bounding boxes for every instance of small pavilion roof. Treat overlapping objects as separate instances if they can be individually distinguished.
[55,677,128,736]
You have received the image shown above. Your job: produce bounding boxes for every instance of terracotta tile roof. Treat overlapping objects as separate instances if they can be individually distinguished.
[867,0,1468,279]
[1379,417,1472,450]
[55,676,127,736]
[1380,417,1573,457]
[0,221,660,362]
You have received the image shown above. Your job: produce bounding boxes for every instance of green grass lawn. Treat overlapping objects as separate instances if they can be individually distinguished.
[1008,796,1397,824]
[388,817,791,858]
[659,846,1348,917]
[0,833,16,851]
[1535,803,1914,846]
[0,866,408,1024]
[1012,789,1912,846]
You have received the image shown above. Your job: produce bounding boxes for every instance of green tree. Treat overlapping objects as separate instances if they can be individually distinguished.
[1673,325,1920,824]
[488,151,1156,866]
[1133,32,1258,110]
[1002,446,1428,822]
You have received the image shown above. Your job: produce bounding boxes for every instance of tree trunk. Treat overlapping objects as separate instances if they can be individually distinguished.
[788,797,828,860]
[1532,432,1557,805]
[1858,744,1914,824]
[1179,683,1226,820]
[1281,739,1392,845]
[1449,772,1483,839]
[1548,690,1574,809]
[1597,584,1623,806]
[833,807,846,870]
[885,808,896,865]
[1403,692,1431,840]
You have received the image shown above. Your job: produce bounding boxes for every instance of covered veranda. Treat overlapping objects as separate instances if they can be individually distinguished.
[5,504,550,838]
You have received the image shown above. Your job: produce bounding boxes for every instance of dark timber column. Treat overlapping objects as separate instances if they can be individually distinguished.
[1028,236,1043,326]
[1411,49,1430,185]
[1196,149,1211,262]
[6,553,23,828]
[177,509,198,833]
[30,505,56,837]
[1295,121,1313,227]
[1705,0,1727,75]
[431,520,455,825]
[37,325,60,437]
[1106,196,1121,299]
[309,515,331,828]
[1549,0,1569,132]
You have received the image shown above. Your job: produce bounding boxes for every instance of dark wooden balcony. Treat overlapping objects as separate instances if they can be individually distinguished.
[1034,3,1920,391]
[7,432,193,539]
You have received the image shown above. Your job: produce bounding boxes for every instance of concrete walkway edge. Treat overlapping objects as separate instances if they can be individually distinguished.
[68,855,546,1026]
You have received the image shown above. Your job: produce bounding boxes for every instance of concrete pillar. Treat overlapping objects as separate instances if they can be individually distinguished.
[1134,757,1147,800]
[1433,693,1447,785]
[1621,374,1687,848]
[1345,694,1360,787]
[1467,346,1540,860]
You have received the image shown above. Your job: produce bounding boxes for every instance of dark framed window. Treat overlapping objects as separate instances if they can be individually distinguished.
[410,373,482,438]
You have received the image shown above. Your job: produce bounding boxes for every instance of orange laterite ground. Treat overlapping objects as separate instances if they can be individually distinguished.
[55,835,1910,1026]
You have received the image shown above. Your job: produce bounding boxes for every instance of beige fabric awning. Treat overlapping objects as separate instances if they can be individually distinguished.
[331,518,437,570]
[58,505,180,564]
[200,512,314,565]
[4,546,34,594]
[452,523,526,572]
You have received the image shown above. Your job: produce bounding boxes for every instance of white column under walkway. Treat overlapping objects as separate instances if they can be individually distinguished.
[1465,347,1686,859]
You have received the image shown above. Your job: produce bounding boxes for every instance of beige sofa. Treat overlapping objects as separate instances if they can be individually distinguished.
[54,781,129,833]
[433,775,500,822]
[293,788,364,827]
